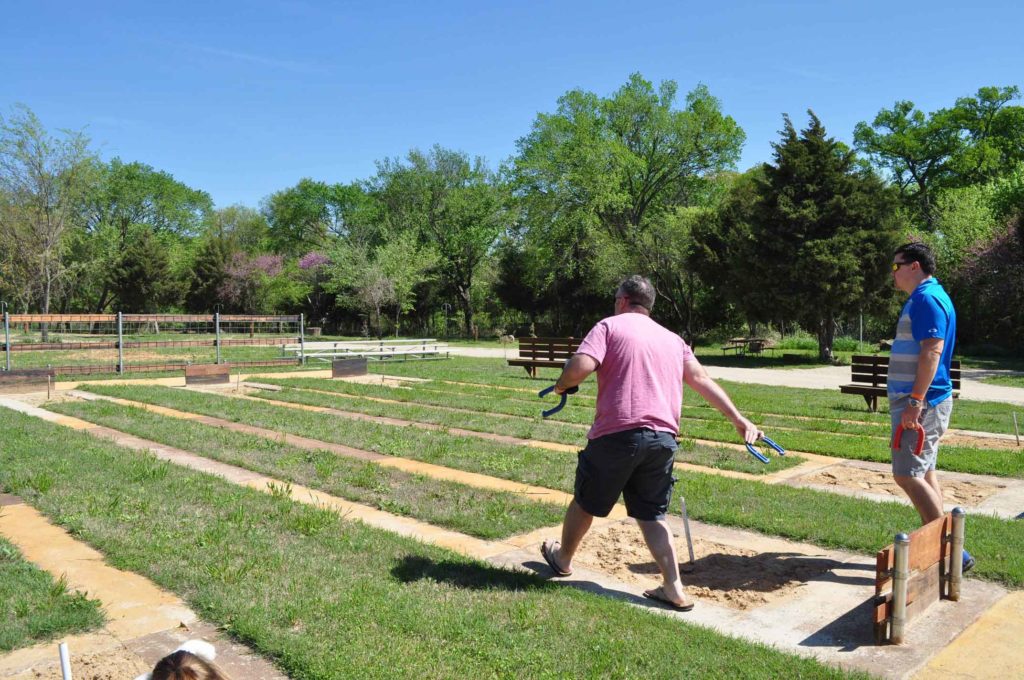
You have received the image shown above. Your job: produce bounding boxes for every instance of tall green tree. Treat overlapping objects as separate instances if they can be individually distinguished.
[512,73,745,333]
[712,113,902,361]
[0,104,95,319]
[370,146,507,336]
[108,227,178,312]
[262,179,372,255]
[854,86,1024,227]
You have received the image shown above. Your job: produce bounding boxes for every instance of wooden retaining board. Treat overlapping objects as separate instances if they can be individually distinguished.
[873,513,952,643]
[0,369,55,393]
[185,364,231,385]
[332,358,368,377]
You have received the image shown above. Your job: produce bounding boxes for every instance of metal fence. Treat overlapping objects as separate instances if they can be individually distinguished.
[1,308,305,375]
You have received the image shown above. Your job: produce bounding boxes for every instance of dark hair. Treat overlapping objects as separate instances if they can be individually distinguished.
[894,242,936,275]
[616,275,656,310]
[151,651,229,680]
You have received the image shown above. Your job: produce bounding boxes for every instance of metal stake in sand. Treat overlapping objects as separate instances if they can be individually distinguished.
[58,641,73,679]
[1013,412,1020,447]
[890,532,910,644]
[949,507,966,601]
[680,497,695,571]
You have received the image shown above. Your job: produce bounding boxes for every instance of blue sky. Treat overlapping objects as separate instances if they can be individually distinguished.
[3,1,1021,209]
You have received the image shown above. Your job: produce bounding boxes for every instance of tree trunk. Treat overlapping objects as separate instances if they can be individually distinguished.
[817,317,836,363]
[456,284,473,337]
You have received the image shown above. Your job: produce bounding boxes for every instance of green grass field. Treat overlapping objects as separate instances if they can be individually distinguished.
[0,408,866,679]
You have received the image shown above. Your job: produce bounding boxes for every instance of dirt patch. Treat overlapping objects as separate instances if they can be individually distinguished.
[944,432,1022,451]
[20,647,149,680]
[572,521,835,610]
[802,465,1004,506]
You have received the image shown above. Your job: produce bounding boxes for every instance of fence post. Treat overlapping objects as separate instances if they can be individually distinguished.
[890,532,910,644]
[117,312,124,374]
[214,312,221,365]
[299,314,305,365]
[949,507,966,601]
[2,302,10,371]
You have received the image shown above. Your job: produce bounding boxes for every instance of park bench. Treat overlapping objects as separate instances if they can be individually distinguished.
[839,354,960,412]
[283,338,448,363]
[507,337,580,377]
[721,337,775,356]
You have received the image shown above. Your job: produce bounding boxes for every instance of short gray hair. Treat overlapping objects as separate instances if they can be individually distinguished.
[616,275,655,310]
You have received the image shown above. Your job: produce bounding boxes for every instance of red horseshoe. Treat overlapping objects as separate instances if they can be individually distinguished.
[892,423,925,456]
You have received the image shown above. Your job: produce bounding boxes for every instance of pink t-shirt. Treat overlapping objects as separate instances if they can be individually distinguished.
[576,312,696,440]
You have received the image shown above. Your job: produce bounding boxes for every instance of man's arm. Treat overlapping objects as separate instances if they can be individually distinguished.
[554,353,599,394]
[683,358,762,444]
[902,338,943,428]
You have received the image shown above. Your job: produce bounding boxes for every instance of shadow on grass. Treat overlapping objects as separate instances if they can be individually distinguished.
[391,555,551,591]
[694,355,829,369]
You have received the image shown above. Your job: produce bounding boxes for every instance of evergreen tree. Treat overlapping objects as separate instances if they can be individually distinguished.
[707,113,902,361]
[109,227,177,312]
[185,235,234,312]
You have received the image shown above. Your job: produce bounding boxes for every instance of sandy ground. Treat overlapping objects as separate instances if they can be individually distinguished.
[801,464,1004,505]
[17,648,149,680]
[944,432,1022,450]
[570,520,832,610]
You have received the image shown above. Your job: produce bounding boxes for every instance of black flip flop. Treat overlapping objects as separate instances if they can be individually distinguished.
[643,587,695,612]
[540,540,572,577]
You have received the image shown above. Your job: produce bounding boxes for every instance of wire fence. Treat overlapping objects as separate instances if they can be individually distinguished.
[1,309,305,376]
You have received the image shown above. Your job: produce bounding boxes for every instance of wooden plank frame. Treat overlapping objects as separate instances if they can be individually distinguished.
[873,513,953,643]
[185,363,231,386]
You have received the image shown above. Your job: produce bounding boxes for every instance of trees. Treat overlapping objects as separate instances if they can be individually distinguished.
[854,86,1024,227]
[702,113,902,361]
[511,73,745,334]
[370,146,507,336]
[108,227,177,312]
[262,179,372,256]
[0,105,95,321]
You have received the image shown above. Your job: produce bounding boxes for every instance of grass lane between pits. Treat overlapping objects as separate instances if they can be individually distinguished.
[78,384,1024,586]
[244,383,800,476]
[257,375,1024,478]
[0,535,105,653]
[0,408,866,680]
[47,399,565,541]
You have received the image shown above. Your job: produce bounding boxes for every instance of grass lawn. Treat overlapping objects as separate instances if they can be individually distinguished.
[255,373,1024,478]
[47,399,566,541]
[0,409,866,680]
[0,535,105,652]
[76,383,1024,587]
[980,374,1024,388]
[247,381,799,475]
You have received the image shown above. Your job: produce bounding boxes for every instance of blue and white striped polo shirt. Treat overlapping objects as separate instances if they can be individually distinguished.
[887,278,956,406]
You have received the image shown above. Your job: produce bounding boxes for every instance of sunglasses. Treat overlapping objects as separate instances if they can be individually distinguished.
[891,261,914,272]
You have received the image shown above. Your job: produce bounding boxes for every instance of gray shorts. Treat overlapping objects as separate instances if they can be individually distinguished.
[890,396,953,477]
[574,428,678,521]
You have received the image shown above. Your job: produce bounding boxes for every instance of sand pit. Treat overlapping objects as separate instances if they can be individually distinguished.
[944,432,1022,451]
[802,465,1004,505]
[571,521,835,610]
[19,648,149,680]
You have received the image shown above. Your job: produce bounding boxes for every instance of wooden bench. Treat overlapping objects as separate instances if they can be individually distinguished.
[0,368,55,393]
[840,354,960,412]
[185,363,230,386]
[507,337,580,378]
[721,337,747,354]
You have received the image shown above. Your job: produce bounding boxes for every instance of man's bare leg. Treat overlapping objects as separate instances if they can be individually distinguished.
[894,474,944,524]
[924,470,944,508]
[637,518,691,606]
[545,500,594,574]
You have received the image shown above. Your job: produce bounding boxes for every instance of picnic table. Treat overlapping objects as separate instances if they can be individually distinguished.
[720,337,774,356]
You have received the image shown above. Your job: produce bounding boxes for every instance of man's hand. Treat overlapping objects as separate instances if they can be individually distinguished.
[732,416,763,445]
[554,353,599,394]
[901,404,923,430]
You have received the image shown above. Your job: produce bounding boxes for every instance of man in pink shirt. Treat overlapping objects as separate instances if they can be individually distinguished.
[540,275,762,611]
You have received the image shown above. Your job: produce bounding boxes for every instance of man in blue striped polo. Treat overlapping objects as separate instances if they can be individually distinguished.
[888,242,973,573]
